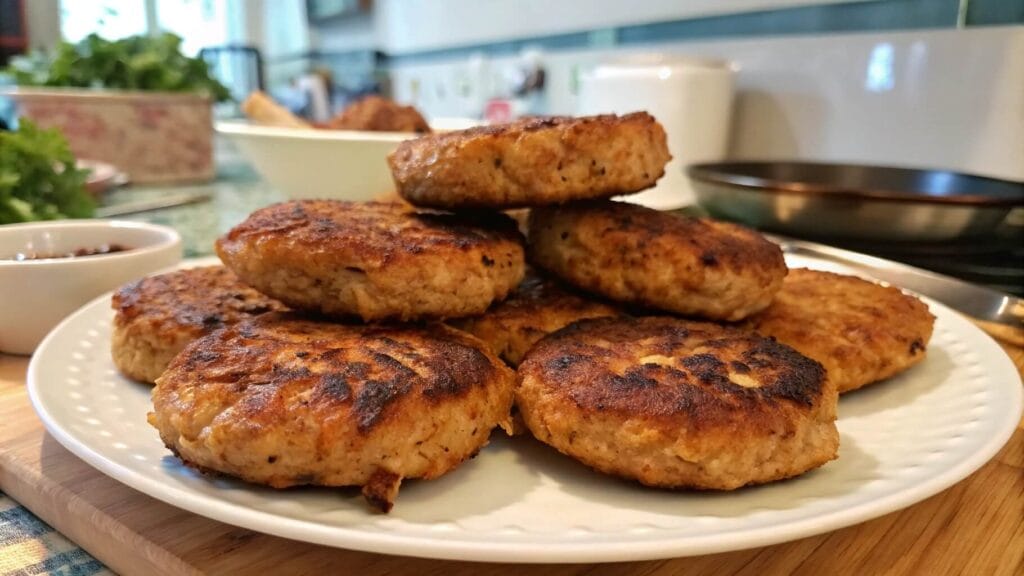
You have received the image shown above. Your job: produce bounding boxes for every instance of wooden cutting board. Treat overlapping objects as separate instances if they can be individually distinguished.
[1,335,1022,576]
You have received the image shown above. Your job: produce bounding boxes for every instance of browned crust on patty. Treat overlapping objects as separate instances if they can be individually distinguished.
[450,271,621,367]
[528,202,787,321]
[150,313,515,511]
[215,200,525,321]
[524,317,828,424]
[110,266,286,383]
[516,316,838,489]
[742,268,935,393]
[388,113,672,209]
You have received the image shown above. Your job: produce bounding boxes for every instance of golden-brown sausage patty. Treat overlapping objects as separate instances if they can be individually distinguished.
[450,271,620,367]
[528,202,787,321]
[388,113,672,209]
[111,266,286,383]
[742,268,935,394]
[149,313,515,512]
[216,200,525,321]
[516,316,838,490]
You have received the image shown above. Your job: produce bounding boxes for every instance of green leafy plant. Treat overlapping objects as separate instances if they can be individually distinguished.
[6,33,231,101]
[0,120,94,224]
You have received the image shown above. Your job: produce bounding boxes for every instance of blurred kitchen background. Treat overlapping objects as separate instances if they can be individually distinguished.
[3,0,1021,179]
[2,1,1022,293]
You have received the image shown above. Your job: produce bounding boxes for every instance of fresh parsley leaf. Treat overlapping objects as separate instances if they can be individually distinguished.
[5,33,231,102]
[0,120,94,224]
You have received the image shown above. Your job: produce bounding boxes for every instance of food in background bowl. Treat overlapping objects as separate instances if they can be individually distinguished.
[229,92,475,201]
[319,95,430,133]
[241,91,430,133]
[239,91,312,129]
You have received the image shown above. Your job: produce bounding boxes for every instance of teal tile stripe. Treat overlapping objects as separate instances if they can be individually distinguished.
[966,0,1024,25]
[308,1,1020,65]
[616,0,961,44]
[379,0,993,65]
[307,1,1021,65]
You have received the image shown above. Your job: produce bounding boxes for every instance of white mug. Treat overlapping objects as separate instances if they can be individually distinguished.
[578,56,735,210]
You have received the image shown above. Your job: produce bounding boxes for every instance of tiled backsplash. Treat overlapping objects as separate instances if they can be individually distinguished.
[389,26,1024,183]
[288,1,1023,184]
[295,0,1022,104]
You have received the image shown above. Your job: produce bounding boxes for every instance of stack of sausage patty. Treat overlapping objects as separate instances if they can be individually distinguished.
[114,113,934,512]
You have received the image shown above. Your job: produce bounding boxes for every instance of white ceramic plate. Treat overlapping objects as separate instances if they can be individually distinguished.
[27,255,1022,563]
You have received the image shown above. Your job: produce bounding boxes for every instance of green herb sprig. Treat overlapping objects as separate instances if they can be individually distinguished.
[6,33,231,101]
[0,120,94,224]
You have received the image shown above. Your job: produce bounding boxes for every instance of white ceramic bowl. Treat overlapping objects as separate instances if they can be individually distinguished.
[217,122,407,200]
[0,220,182,355]
[216,119,480,201]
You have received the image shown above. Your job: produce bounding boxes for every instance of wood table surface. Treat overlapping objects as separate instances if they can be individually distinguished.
[1,324,1021,576]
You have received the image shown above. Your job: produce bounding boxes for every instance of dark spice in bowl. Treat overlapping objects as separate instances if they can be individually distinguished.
[6,243,130,261]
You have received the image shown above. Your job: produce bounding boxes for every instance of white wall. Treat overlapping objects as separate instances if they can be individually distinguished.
[257,0,869,90]
[261,0,312,57]
[373,0,861,54]
[314,12,376,53]
[289,0,865,55]
[255,0,315,87]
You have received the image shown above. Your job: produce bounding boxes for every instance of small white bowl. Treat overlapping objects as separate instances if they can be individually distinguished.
[216,118,480,201]
[0,220,182,355]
